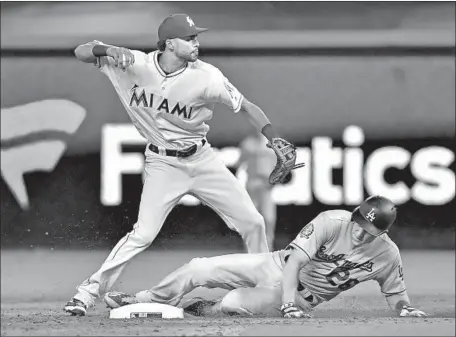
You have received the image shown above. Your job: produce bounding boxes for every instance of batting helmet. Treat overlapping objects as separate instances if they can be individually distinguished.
[352,195,397,236]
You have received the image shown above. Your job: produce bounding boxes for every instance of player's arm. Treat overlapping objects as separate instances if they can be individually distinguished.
[281,248,311,307]
[386,292,412,315]
[204,73,279,141]
[377,254,427,317]
[74,41,135,71]
[280,213,331,318]
[206,72,305,183]
[238,98,279,142]
[238,98,304,185]
[74,41,107,63]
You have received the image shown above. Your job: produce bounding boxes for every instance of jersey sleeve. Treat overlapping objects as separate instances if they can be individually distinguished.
[287,212,334,260]
[377,253,407,297]
[205,70,244,113]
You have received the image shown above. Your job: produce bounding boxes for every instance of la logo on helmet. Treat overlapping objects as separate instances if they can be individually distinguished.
[186,16,195,27]
[366,208,376,222]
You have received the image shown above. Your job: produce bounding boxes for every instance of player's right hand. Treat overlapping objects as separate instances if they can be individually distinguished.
[106,47,135,71]
[281,302,312,318]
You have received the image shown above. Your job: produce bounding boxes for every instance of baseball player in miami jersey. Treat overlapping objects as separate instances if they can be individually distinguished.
[64,14,295,316]
[238,132,277,250]
[104,196,427,318]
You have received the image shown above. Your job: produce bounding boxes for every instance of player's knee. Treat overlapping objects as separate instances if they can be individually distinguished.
[186,257,212,284]
[138,232,156,245]
[134,224,160,246]
[220,290,252,316]
[187,257,205,271]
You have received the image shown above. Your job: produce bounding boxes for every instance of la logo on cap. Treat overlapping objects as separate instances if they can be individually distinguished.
[366,208,376,222]
[186,16,195,27]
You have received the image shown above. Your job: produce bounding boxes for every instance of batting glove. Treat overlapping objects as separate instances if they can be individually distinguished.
[399,305,428,317]
[281,302,312,318]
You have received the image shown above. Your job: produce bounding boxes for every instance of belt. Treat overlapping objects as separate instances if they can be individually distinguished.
[298,283,314,303]
[148,139,206,158]
[304,294,314,303]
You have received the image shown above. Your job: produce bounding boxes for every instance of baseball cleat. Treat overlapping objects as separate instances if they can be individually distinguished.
[104,291,138,309]
[182,297,216,316]
[64,298,87,316]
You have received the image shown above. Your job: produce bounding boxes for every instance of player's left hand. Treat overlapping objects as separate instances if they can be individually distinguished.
[399,305,428,317]
[281,302,312,318]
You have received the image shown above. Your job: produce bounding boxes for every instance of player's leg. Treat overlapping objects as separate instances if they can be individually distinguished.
[188,285,317,317]
[105,252,277,307]
[132,251,281,307]
[207,286,314,317]
[246,180,261,210]
[247,179,276,251]
[192,151,269,253]
[260,186,277,251]
[196,286,282,317]
[67,152,191,311]
[221,286,282,316]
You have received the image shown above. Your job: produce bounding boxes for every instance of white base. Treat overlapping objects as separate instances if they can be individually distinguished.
[109,303,184,319]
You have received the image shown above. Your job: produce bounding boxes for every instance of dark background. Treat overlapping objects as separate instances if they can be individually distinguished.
[1,1,455,251]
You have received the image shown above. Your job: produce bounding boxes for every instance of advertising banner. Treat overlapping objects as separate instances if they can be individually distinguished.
[1,115,454,249]
[1,25,454,249]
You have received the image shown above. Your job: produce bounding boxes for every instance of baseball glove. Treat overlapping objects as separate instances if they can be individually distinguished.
[267,138,305,185]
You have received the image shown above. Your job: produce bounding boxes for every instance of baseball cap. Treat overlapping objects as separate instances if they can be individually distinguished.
[158,14,208,41]
[352,195,397,236]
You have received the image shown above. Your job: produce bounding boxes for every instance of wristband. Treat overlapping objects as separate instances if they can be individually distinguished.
[92,44,111,57]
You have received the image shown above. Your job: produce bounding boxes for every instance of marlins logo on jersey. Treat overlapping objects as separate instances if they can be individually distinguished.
[129,85,194,120]
[93,40,244,149]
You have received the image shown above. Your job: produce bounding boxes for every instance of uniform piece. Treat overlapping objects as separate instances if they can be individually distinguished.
[238,134,277,249]
[70,42,269,308]
[275,209,406,306]
[105,207,413,317]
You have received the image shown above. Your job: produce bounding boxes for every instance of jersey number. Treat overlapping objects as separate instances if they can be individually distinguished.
[284,249,360,292]
[326,262,360,291]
